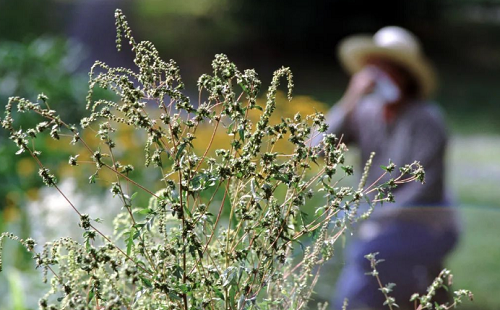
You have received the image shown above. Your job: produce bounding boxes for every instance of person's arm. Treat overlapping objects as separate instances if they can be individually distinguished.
[391,107,448,207]
[311,69,375,146]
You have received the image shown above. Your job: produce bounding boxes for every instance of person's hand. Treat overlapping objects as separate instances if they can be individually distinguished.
[341,68,376,114]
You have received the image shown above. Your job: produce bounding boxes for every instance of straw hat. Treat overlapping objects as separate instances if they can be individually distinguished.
[338,26,437,98]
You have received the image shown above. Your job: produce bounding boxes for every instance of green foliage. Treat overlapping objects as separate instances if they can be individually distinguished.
[0,37,88,121]
[0,9,437,310]
[446,207,500,310]
[0,36,113,217]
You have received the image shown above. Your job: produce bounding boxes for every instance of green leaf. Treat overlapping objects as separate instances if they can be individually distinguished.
[133,289,146,305]
[126,229,135,256]
[250,179,257,197]
[145,216,155,232]
[178,283,189,294]
[176,142,187,159]
[320,175,334,190]
[130,192,138,200]
[190,173,207,192]
[135,208,153,215]
[89,172,98,184]
[222,267,237,287]
[238,82,248,93]
[239,128,245,141]
[229,285,237,308]
[183,204,192,218]
[173,265,183,279]
[238,295,246,310]
[88,289,95,304]
[213,288,225,300]
[273,174,289,183]
[226,121,235,134]
[140,276,152,288]
[133,230,141,240]
[168,292,182,301]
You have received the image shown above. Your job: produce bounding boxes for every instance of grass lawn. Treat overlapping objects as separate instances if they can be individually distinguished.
[447,207,500,310]
[448,135,500,207]
[445,135,500,309]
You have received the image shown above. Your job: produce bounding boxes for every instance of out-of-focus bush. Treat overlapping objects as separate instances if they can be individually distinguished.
[0,37,112,274]
[0,37,87,220]
[135,0,242,57]
[0,37,88,120]
[0,38,89,224]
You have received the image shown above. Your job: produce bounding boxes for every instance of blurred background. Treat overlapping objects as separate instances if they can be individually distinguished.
[0,0,498,309]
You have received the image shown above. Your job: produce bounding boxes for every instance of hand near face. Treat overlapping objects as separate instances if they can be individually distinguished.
[341,68,376,113]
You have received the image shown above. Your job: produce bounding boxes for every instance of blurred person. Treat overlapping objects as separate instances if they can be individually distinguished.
[315,27,460,309]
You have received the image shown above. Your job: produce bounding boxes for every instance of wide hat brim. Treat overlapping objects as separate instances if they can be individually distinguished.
[338,35,437,98]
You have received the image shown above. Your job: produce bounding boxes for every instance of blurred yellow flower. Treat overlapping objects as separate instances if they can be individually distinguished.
[16,157,36,177]
[115,122,140,151]
[3,204,20,222]
[193,91,328,155]
[58,164,76,179]
[26,188,39,201]
[44,135,61,151]
[4,192,21,222]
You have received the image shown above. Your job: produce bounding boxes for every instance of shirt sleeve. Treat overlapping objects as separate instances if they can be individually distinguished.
[391,106,448,206]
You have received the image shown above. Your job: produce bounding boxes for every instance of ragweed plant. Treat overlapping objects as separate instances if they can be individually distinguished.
[365,253,473,310]
[1,9,434,310]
